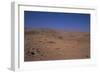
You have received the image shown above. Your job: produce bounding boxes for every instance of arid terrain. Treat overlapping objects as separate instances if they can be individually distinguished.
[24,28,90,61]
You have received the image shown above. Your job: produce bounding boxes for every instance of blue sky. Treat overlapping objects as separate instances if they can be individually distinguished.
[24,11,90,32]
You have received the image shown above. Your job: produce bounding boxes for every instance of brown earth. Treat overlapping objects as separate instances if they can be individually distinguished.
[24,28,90,61]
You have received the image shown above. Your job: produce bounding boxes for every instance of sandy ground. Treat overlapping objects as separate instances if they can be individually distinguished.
[24,28,90,61]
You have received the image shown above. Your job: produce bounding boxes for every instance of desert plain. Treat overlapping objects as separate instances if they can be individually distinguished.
[24,28,90,61]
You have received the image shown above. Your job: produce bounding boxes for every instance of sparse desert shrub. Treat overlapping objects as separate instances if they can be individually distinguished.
[86,55,89,58]
[29,48,42,55]
[31,51,35,55]
[47,41,56,44]
[39,41,43,42]
[31,48,35,50]
[84,33,90,37]
[58,36,63,39]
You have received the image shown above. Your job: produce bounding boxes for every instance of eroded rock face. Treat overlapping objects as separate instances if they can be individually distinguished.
[24,29,90,61]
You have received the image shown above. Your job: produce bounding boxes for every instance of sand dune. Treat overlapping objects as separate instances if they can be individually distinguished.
[24,28,90,61]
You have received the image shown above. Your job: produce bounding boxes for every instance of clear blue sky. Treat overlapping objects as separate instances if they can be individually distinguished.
[24,11,90,32]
